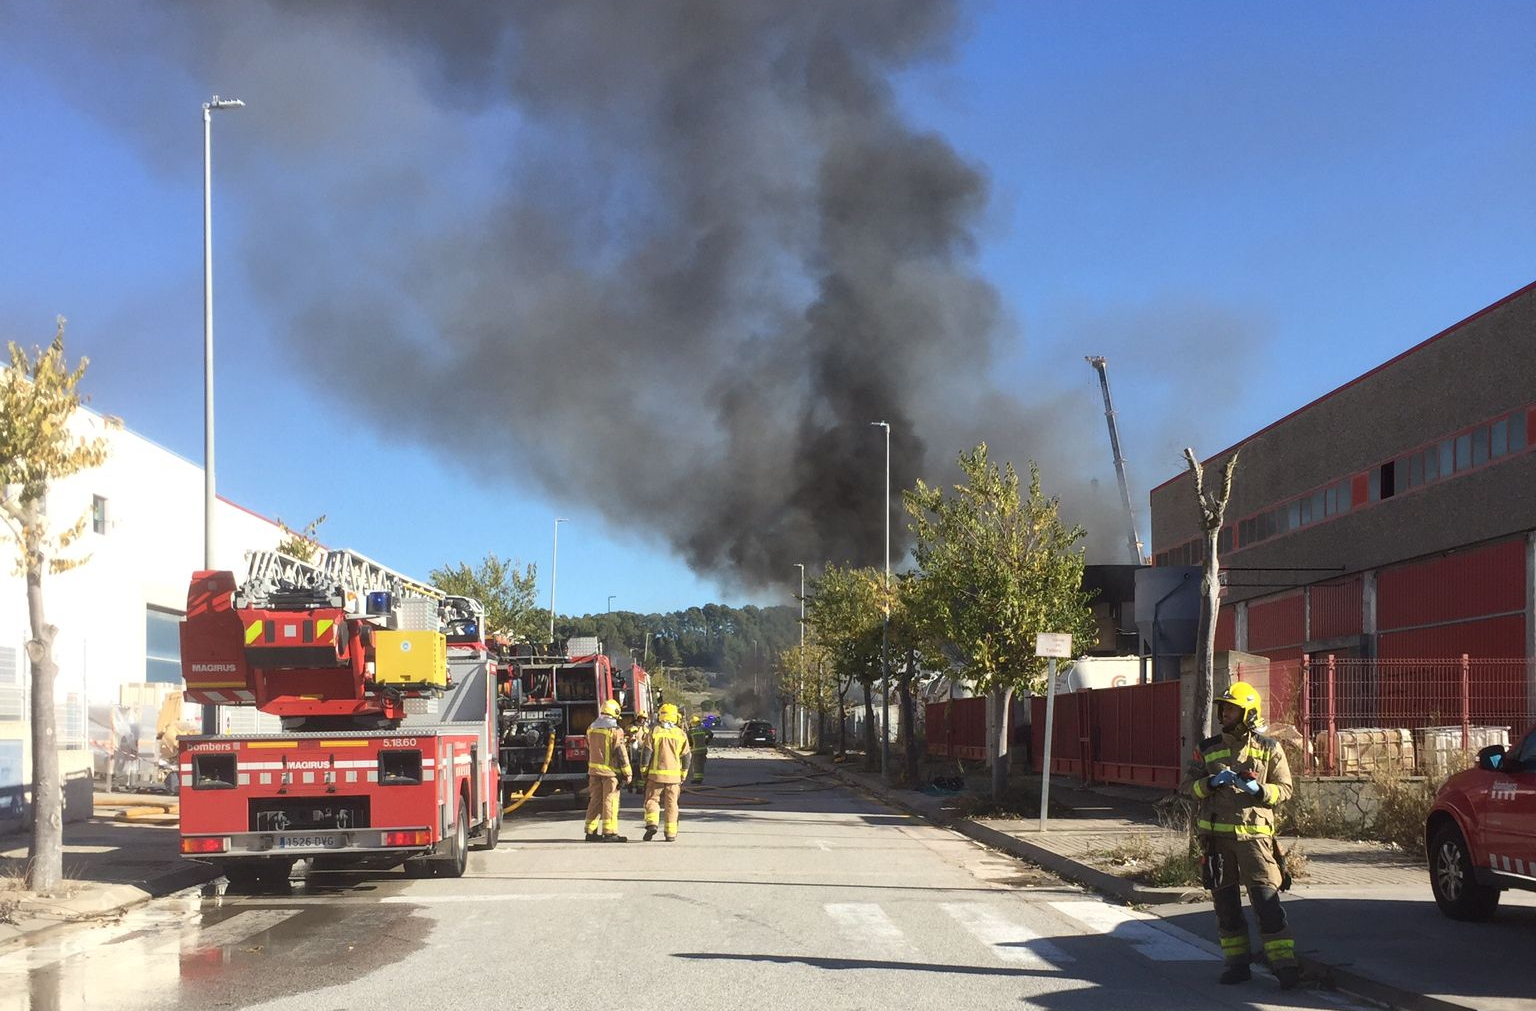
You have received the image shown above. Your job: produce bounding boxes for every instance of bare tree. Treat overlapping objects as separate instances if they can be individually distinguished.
[1182,448,1239,747]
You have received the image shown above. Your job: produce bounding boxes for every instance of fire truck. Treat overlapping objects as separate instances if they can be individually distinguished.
[177,549,501,883]
[494,637,651,805]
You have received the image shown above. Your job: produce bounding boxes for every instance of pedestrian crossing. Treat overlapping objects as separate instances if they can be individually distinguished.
[816,898,1217,969]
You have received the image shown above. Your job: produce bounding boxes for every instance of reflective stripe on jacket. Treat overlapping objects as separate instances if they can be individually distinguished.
[687,726,712,751]
[645,725,692,784]
[587,717,631,779]
[1179,727,1292,838]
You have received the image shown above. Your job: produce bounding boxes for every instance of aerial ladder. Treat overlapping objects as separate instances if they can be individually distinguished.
[1086,356,1146,565]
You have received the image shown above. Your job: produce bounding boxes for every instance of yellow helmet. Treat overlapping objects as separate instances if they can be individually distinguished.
[600,699,622,717]
[690,715,702,725]
[1214,680,1262,729]
[658,703,680,723]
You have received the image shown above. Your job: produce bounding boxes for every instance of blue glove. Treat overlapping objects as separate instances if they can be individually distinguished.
[1208,769,1238,789]
[1240,776,1262,796]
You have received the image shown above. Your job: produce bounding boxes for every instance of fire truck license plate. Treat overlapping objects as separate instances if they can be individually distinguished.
[275,834,343,850]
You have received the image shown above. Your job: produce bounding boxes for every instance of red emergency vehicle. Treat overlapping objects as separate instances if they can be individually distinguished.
[177,550,501,884]
[1426,723,1536,919]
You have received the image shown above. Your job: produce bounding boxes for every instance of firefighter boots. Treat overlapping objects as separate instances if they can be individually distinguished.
[601,832,628,843]
[1275,966,1301,990]
[1218,963,1252,985]
[643,825,657,841]
[584,832,601,842]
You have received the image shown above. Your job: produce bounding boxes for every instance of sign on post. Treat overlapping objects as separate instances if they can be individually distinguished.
[1036,633,1072,832]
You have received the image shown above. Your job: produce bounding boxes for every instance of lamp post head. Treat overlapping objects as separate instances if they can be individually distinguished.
[205,96,246,112]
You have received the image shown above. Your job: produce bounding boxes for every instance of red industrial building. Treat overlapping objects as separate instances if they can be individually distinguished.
[1150,280,1536,744]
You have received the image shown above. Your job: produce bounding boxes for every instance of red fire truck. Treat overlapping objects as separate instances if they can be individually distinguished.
[495,637,652,805]
[177,550,501,884]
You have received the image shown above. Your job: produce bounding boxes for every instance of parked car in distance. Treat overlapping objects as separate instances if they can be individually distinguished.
[739,720,777,748]
[1425,723,1536,920]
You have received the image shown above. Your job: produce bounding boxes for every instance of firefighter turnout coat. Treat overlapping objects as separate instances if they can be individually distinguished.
[1180,725,1293,853]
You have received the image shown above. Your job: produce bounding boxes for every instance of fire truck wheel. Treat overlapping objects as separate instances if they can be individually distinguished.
[434,798,469,878]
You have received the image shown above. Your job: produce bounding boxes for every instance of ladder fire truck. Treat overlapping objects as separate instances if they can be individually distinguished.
[177,549,500,883]
[494,638,651,805]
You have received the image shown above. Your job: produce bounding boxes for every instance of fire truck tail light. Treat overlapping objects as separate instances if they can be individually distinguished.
[384,830,433,847]
[181,837,228,854]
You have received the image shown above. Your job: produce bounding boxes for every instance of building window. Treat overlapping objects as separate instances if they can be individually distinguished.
[1470,425,1489,467]
[1512,411,1528,451]
[1454,433,1471,471]
[1378,459,1396,499]
[146,608,183,685]
[0,646,20,722]
[91,495,108,535]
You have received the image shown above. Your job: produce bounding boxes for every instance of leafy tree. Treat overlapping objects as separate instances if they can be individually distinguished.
[275,514,326,563]
[903,444,1097,802]
[804,564,885,767]
[430,553,543,641]
[777,641,837,754]
[1183,447,1239,746]
[0,319,108,892]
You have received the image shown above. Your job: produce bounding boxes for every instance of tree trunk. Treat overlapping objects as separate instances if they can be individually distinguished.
[988,684,1014,803]
[1192,523,1222,744]
[861,681,877,770]
[25,519,63,893]
[837,683,849,755]
[900,646,919,788]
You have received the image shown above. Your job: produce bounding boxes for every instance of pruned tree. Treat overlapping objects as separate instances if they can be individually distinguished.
[1183,447,1239,746]
[430,553,542,642]
[904,445,1098,803]
[0,319,108,892]
[275,514,326,563]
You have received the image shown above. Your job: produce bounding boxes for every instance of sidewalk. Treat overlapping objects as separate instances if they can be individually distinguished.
[0,793,218,951]
[787,747,1536,1011]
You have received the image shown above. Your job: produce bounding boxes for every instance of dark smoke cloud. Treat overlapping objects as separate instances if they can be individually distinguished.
[5,1,1267,587]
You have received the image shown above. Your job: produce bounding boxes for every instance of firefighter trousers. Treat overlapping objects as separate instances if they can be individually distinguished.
[643,781,681,838]
[689,750,707,784]
[584,775,621,835]
[1206,836,1295,969]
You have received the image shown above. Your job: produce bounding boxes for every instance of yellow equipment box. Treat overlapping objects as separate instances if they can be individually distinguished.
[373,630,448,688]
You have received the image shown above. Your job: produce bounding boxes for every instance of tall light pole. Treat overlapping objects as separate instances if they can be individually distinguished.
[606,594,616,614]
[548,517,568,645]
[795,562,805,748]
[872,420,891,779]
[202,94,243,736]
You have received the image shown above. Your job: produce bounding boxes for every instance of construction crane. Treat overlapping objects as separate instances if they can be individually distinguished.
[1086,356,1146,565]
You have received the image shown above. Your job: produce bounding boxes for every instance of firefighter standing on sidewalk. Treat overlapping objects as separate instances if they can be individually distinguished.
[1180,680,1301,990]
[584,698,632,842]
[641,703,692,841]
[687,714,713,784]
[626,712,650,795]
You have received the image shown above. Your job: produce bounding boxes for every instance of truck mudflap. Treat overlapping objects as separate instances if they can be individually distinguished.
[181,826,438,859]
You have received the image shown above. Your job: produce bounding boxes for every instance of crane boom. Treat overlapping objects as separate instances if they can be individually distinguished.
[1086,356,1145,564]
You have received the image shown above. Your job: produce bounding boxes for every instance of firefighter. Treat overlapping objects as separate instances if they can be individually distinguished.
[642,703,691,841]
[584,698,632,842]
[687,714,713,785]
[1180,681,1301,989]
[627,713,650,795]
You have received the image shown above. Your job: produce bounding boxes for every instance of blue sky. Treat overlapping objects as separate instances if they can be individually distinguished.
[2,2,1532,616]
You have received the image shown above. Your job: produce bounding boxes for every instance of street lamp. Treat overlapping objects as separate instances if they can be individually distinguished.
[548,517,568,645]
[202,94,243,736]
[872,420,891,780]
[607,594,616,614]
[795,562,805,748]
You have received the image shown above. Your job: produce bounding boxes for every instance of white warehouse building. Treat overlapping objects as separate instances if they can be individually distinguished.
[0,407,286,799]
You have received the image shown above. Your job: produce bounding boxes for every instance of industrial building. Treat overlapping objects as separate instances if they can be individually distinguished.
[1148,280,1536,729]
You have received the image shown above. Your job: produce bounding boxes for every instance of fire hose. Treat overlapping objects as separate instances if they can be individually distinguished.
[501,726,557,815]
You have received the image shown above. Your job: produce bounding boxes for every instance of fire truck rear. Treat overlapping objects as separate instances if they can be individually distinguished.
[177,550,501,883]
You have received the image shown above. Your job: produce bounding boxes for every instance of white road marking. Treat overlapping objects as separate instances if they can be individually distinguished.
[1049,900,1219,962]
[941,902,1074,967]
[378,892,625,904]
[825,902,914,955]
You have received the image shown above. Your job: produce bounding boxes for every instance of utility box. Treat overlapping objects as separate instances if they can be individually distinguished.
[373,630,447,688]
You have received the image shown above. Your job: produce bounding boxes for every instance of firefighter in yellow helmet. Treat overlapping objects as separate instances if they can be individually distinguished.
[584,698,632,842]
[641,703,692,841]
[1180,680,1300,989]
[626,712,650,795]
[687,714,713,784]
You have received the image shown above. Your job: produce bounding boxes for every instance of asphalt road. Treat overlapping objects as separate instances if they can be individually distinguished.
[0,751,1374,1011]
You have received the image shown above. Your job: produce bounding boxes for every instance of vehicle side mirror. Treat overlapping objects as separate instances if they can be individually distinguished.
[1477,744,1506,772]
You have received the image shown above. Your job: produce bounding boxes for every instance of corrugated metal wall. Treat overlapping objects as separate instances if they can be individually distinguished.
[1247,592,1306,652]
[1215,605,1236,652]
[1376,538,1525,632]
[1309,576,1364,641]
[1378,613,1526,660]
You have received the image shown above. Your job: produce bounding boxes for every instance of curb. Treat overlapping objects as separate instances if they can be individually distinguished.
[0,861,221,955]
[780,748,1479,1011]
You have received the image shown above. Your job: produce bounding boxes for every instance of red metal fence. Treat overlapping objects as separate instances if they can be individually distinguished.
[1243,655,1532,777]
[1029,681,1183,789]
[924,696,988,761]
